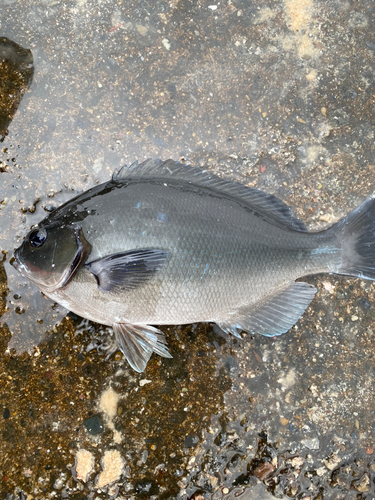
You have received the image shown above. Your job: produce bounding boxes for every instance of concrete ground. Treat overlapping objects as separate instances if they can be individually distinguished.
[0,0,375,498]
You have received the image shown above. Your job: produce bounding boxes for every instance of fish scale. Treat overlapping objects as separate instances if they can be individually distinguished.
[13,159,375,372]
[40,189,328,322]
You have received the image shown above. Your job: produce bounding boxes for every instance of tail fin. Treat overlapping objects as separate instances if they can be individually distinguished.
[333,197,375,280]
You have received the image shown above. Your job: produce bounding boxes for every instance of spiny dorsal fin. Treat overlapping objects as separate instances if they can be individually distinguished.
[113,159,307,232]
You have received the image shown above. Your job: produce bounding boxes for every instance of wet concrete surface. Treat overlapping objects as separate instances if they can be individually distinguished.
[0,37,33,141]
[0,0,375,498]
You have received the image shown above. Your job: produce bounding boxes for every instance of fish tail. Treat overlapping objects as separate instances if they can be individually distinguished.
[331,197,375,280]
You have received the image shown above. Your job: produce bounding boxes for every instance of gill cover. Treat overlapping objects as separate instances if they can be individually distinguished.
[14,224,90,293]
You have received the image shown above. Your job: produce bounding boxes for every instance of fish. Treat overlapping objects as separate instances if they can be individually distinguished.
[13,159,375,372]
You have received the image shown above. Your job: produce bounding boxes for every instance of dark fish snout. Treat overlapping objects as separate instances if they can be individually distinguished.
[11,249,25,273]
[11,251,19,269]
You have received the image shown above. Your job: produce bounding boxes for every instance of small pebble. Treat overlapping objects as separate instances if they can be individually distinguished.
[301,437,320,450]
[162,38,171,50]
[324,452,341,470]
[353,473,370,493]
[291,456,304,469]
[253,461,275,480]
[83,415,103,435]
[74,450,95,482]
[96,450,125,488]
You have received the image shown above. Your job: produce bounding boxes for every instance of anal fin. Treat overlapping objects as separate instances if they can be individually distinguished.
[113,323,172,372]
[217,281,317,338]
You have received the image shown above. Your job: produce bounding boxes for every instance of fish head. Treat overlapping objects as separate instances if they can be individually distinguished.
[13,223,90,293]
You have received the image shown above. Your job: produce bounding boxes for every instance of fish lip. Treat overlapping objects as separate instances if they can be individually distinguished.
[12,252,27,275]
[12,250,21,271]
[12,249,32,278]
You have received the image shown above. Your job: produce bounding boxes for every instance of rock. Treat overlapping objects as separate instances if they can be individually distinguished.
[253,461,275,480]
[352,473,370,493]
[96,450,125,489]
[73,450,95,483]
[290,456,304,469]
[83,415,103,435]
[301,437,320,450]
[324,452,341,470]
[183,434,199,448]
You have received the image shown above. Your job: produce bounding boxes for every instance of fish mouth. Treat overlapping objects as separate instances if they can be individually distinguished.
[11,251,22,273]
[12,248,45,282]
[11,257,19,271]
[12,251,33,280]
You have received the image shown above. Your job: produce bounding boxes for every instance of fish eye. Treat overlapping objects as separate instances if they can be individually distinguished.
[29,228,48,248]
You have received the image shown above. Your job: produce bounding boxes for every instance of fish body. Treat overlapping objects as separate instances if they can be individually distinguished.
[13,159,375,371]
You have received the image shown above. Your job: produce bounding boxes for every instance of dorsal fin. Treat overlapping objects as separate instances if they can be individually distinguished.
[113,159,307,232]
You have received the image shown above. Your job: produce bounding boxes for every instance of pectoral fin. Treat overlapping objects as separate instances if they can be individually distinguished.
[86,249,169,293]
[113,323,172,372]
[217,281,317,337]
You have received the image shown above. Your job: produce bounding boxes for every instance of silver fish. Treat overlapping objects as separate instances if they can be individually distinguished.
[13,159,375,372]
